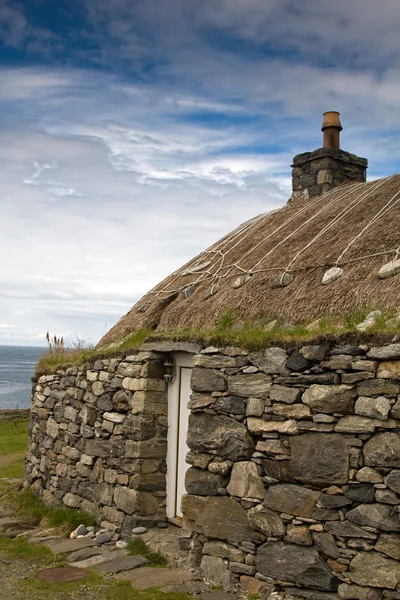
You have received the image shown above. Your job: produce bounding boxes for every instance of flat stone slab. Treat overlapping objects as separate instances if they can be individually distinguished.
[71,549,128,569]
[67,545,115,563]
[0,517,23,532]
[44,537,97,555]
[94,555,148,574]
[118,566,197,589]
[37,567,87,583]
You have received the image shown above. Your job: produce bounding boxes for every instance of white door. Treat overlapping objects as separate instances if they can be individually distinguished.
[166,353,193,519]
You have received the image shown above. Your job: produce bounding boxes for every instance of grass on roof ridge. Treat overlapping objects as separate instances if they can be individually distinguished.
[35,308,400,376]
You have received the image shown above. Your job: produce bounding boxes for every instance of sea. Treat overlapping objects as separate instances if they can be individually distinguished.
[0,346,46,410]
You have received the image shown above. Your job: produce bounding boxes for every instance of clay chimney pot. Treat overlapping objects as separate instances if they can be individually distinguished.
[321,111,342,149]
[321,111,343,132]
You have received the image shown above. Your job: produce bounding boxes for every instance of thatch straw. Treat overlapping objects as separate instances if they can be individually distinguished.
[99,174,400,346]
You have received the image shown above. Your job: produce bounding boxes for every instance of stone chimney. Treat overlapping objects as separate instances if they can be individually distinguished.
[290,112,368,203]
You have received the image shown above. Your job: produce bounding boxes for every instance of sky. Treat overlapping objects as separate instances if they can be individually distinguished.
[1,0,400,346]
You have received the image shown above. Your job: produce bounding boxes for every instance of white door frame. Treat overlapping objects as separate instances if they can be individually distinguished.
[166,352,193,520]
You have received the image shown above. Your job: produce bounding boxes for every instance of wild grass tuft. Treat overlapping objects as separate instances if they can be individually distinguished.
[12,487,95,530]
[36,328,155,376]
[127,536,168,567]
[117,328,154,351]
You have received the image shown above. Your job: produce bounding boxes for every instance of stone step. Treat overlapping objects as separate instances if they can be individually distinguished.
[94,555,149,574]
[69,549,128,570]
[28,535,59,544]
[67,545,118,563]
[43,537,97,555]
[140,525,189,567]
[117,566,198,589]
[0,517,23,532]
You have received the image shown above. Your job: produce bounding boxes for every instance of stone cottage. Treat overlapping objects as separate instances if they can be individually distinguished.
[27,112,400,598]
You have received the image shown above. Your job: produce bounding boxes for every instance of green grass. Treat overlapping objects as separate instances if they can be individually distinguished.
[127,537,168,567]
[19,572,191,600]
[0,418,29,455]
[0,418,29,479]
[0,535,190,600]
[0,533,53,562]
[3,486,95,531]
[35,328,154,376]
[34,304,400,375]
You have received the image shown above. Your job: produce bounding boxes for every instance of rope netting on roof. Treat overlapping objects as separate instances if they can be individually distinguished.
[138,175,400,311]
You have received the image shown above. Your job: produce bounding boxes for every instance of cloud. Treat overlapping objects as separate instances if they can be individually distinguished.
[0,1,400,344]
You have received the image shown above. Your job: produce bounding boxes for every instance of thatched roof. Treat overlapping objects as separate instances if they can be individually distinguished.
[99,174,400,347]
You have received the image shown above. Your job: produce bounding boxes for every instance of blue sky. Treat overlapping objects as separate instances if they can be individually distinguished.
[1,0,400,346]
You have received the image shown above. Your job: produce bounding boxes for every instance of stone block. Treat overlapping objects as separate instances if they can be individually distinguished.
[364,432,400,468]
[202,541,244,562]
[317,170,333,184]
[248,347,287,374]
[313,532,341,558]
[367,344,400,360]
[181,495,251,541]
[263,483,319,518]
[227,373,272,398]
[377,361,400,379]
[284,524,313,546]
[246,397,265,416]
[92,381,105,396]
[344,484,375,503]
[62,492,82,508]
[122,377,142,392]
[214,395,245,415]
[375,533,400,560]
[334,416,398,433]
[349,551,400,589]
[247,418,298,435]
[345,503,400,532]
[256,439,290,456]
[187,412,254,460]
[357,379,399,396]
[114,486,158,516]
[131,390,167,415]
[227,461,265,500]
[302,385,356,414]
[256,541,339,591]
[385,469,400,493]
[194,355,242,368]
[289,433,349,486]
[191,368,226,392]
[286,350,310,371]
[112,390,131,411]
[79,404,96,426]
[200,555,231,587]
[185,467,228,496]
[300,344,330,361]
[355,396,391,420]
[103,412,126,423]
[273,403,311,419]
[270,385,301,404]
[117,363,141,378]
[247,504,285,536]
[125,439,167,458]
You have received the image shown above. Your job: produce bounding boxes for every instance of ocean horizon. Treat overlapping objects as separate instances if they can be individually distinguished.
[0,345,46,410]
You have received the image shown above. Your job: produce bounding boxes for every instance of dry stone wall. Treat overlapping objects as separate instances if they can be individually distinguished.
[25,351,169,535]
[184,342,400,600]
[25,339,400,599]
